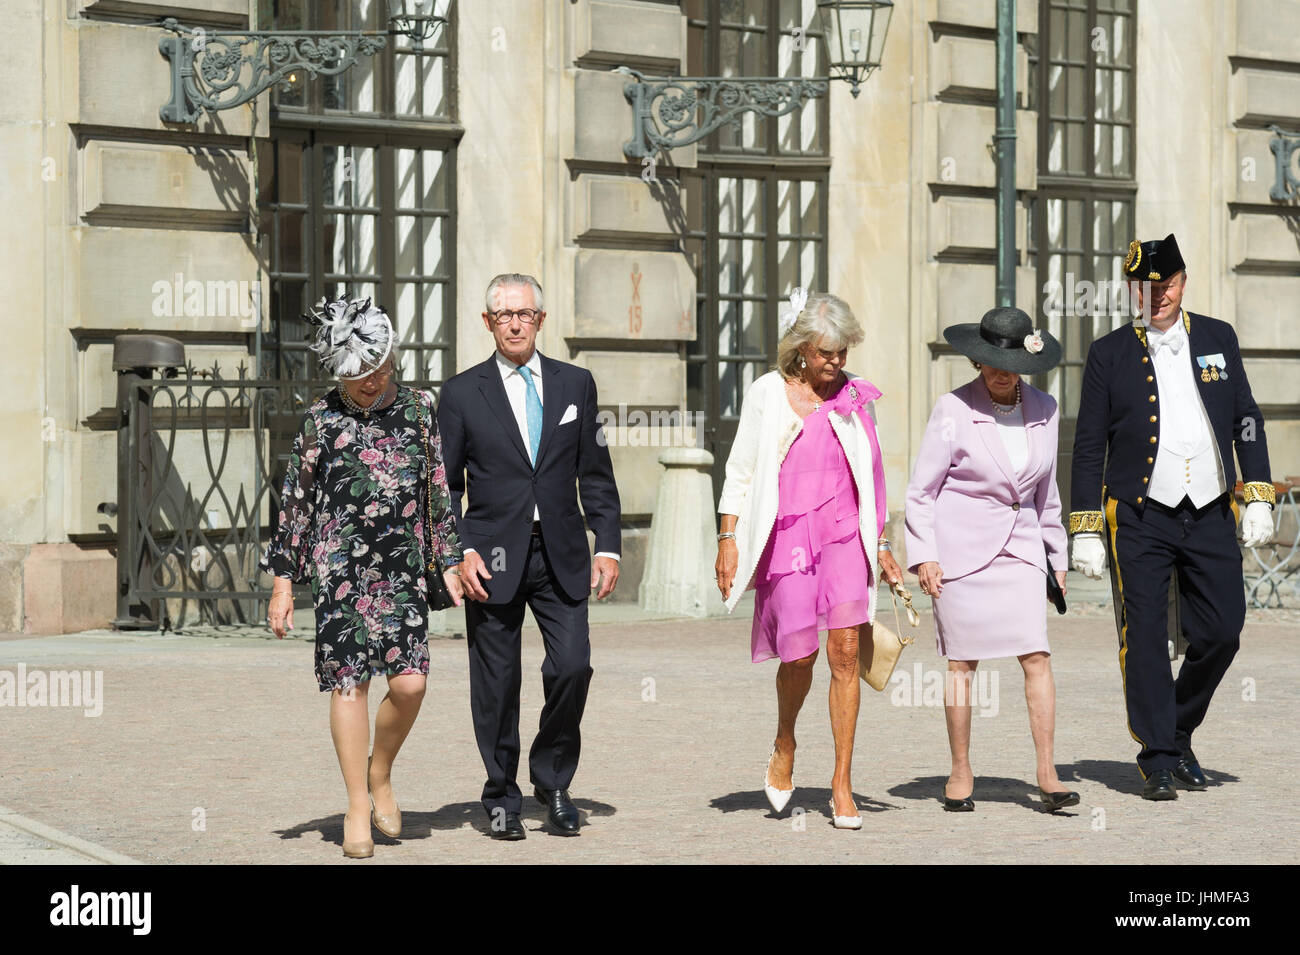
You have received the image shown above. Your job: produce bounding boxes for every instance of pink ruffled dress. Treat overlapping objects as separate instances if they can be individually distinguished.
[751,381,873,663]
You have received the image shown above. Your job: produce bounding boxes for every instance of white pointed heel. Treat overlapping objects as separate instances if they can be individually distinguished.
[763,747,794,814]
[829,797,862,830]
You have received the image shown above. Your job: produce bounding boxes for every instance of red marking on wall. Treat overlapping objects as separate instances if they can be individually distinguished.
[629,262,643,337]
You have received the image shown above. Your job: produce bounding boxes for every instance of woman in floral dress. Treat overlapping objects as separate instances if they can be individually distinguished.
[262,296,464,859]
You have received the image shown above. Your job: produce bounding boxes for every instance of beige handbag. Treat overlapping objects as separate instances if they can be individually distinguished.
[858,581,920,692]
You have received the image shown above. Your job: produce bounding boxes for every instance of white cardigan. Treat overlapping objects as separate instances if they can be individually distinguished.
[717,370,883,619]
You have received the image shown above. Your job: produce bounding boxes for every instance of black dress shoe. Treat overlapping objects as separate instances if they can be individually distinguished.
[1039,789,1081,812]
[535,786,581,835]
[1173,756,1207,791]
[942,796,974,812]
[489,811,526,840]
[1141,769,1178,801]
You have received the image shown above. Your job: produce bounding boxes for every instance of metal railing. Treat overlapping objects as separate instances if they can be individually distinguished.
[114,351,438,630]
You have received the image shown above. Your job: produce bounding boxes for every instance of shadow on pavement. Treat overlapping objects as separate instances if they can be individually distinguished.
[889,774,1062,812]
[275,797,618,845]
[1063,758,1239,794]
[710,789,901,818]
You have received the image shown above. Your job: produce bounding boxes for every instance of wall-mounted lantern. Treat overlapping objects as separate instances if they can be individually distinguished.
[620,0,893,159]
[159,1,450,124]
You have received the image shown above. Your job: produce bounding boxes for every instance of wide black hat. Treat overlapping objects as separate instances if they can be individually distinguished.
[1123,233,1186,281]
[943,306,1062,375]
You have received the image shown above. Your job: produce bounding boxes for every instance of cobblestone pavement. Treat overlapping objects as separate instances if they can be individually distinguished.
[1,586,1295,864]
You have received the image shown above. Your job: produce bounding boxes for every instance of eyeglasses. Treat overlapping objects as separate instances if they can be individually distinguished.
[345,364,392,383]
[490,308,542,325]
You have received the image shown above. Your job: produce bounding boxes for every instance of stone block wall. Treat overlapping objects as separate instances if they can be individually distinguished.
[0,0,263,632]
[558,0,698,600]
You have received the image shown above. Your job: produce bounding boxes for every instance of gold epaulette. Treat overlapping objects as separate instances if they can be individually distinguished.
[1242,482,1277,506]
[1069,511,1105,534]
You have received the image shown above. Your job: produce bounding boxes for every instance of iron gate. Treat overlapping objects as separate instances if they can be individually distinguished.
[114,358,439,631]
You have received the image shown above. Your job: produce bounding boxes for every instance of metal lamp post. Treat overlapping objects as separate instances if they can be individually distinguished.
[159,0,451,123]
[621,0,893,159]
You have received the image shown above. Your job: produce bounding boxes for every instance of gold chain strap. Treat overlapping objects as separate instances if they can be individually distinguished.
[888,580,919,642]
[417,402,438,574]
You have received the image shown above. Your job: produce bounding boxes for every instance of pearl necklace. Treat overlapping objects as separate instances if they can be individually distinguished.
[338,383,391,418]
[990,382,1022,416]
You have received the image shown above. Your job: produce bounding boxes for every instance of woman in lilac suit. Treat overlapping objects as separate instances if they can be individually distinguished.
[904,307,1078,813]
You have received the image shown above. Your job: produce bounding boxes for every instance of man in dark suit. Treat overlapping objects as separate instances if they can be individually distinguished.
[1069,234,1275,801]
[437,272,621,840]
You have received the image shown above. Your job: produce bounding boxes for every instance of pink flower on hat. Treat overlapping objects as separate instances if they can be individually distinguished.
[1024,330,1045,354]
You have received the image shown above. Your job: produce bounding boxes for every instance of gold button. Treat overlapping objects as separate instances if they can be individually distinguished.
[1142,357,1149,363]
[1137,496,1144,503]
[1142,477,1149,484]
[1148,395,1157,403]
[1146,375,1154,382]
[1150,415,1157,422]
[1147,457,1154,464]
[1149,436,1158,444]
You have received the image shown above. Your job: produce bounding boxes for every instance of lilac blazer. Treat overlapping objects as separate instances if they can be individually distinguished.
[904,378,1068,581]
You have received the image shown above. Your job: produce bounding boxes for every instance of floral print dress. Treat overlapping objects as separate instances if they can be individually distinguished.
[260,384,463,692]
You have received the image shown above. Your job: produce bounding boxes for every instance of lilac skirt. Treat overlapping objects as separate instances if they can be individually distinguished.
[932,550,1049,661]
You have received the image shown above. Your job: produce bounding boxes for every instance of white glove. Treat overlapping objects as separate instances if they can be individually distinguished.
[1240,501,1274,548]
[1070,532,1107,580]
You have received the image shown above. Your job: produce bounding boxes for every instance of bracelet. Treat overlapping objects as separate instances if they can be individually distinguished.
[717,532,736,541]
[877,539,891,552]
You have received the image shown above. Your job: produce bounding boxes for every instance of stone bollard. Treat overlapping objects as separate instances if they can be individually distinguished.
[639,447,727,617]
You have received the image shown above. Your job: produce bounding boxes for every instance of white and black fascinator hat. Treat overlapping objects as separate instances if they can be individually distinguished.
[303,295,395,379]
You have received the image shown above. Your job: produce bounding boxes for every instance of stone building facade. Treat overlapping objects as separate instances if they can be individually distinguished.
[2,0,1297,632]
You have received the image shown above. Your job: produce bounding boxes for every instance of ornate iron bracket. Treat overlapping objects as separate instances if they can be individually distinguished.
[159,18,387,124]
[618,67,828,159]
[1269,125,1300,202]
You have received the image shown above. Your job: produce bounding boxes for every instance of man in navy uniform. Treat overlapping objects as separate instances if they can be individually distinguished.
[1069,234,1275,800]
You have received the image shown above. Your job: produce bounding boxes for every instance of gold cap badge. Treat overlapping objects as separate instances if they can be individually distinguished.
[1124,239,1142,274]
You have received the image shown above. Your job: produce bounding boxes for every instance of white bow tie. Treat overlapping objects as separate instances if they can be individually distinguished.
[1147,324,1185,355]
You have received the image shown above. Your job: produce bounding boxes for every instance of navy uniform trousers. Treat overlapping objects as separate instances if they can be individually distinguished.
[1103,492,1244,777]
[464,524,593,817]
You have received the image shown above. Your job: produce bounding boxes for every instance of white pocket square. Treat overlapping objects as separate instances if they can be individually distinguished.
[558,403,578,425]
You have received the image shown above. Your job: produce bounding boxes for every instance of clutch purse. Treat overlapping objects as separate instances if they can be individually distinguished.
[418,404,458,613]
[1045,547,1067,615]
[858,581,920,692]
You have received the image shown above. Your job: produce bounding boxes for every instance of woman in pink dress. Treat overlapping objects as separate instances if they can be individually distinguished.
[715,291,903,829]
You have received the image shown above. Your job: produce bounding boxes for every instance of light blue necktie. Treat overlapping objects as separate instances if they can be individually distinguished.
[517,364,543,465]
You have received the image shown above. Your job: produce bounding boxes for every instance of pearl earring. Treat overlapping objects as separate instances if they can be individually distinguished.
[799,356,807,370]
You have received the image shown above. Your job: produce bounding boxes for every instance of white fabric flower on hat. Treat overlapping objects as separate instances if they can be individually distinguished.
[778,287,809,339]
[304,295,394,379]
[1024,329,1045,354]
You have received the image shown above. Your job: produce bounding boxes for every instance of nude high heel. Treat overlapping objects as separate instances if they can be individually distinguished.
[342,810,374,859]
[368,755,402,839]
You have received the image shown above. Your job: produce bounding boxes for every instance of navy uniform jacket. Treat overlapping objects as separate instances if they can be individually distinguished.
[1069,310,1275,534]
[437,352,621,604]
